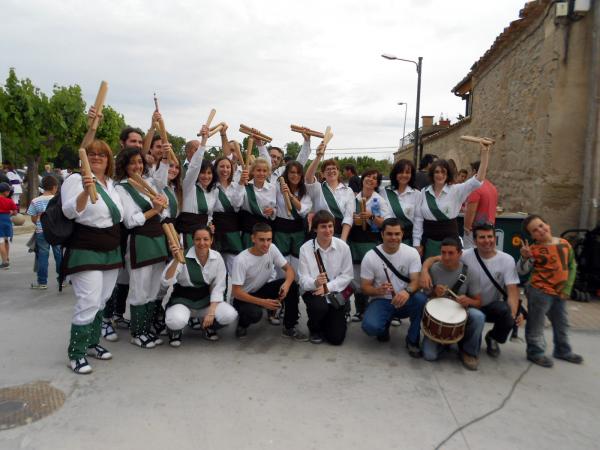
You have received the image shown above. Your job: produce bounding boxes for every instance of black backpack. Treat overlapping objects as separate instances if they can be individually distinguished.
[40,191,74,245]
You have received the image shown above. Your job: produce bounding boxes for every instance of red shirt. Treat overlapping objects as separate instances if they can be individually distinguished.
[0,196,18,214]
[466,180,498,224]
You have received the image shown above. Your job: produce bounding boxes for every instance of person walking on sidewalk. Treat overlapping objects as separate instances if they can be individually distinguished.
[27,175,62,289]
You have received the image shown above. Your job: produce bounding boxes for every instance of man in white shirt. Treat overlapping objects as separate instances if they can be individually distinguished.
[4,161,23,207]
[298,210,354,344]
[231,222,306,340]
[420,223,524,358]
[360,218,427,357]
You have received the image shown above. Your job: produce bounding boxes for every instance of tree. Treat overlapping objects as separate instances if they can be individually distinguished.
[284,141,301,159]
[96,105,126,152]
[0,68,53,205]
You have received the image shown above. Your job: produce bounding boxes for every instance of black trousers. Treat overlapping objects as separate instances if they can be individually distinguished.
[481,300,515,344]
[233,279,299,329]
[103,283,128,319]
[302,292,347,345]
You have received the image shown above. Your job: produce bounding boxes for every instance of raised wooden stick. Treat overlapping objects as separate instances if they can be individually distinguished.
[163,223,185,264]
[322,126,334,146]
[360,198,367,231]
[79,148,98,203]
[460,135,495,145]
[279,177,292,215]
[239,124,272,143]
[196,109,217,137]
[290,124,325,139]
[232,141,244,165]
[82,81,109,148]
[208,124,224,138]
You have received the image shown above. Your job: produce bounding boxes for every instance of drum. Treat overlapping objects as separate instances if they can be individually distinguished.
[422,297,467,344]
[11,213,26,226]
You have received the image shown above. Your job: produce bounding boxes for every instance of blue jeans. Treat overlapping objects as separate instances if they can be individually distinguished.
[525,285,572,358]
[422,307,485,360]
[361,292,427,345]
[35,233,62,285]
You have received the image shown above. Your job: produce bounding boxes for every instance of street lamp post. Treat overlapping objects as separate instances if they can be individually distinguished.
[398,102,408,149]
[382,54,423,166]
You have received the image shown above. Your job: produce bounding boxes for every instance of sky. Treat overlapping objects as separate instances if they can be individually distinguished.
[0,0,527,159]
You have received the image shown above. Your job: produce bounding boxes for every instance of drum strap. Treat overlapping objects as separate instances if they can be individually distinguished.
[474,249,507,300]
[373,247,411,283]
[450,264,469,294]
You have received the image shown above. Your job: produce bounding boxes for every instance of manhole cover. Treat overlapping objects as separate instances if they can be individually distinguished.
[0,381,65,430]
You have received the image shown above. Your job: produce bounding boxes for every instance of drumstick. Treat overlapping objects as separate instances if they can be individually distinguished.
[322,126,334,146]
[314,250,330,295]
[290,125,325,139]
[206,108,217,129]
[208,124,224,138]
[153,92,160,111]
[279,177,293,215]
[360,198,367,231]
[153,108,179,165]
[460,135,495,146]
[232,141,244,166]
[79,148,98,204]
[382,265,396,296]
[130,173,158,198]
[245,137,254,169]
[239,124,273,143]
[446,287,460,300]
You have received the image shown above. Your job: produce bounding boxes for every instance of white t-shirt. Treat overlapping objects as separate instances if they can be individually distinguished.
[361,244,421,301]
[461,248,519,307]
[231,245,288,293]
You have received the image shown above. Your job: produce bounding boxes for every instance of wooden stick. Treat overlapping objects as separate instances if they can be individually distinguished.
[162,223,185,264]
[168,223,186,264]
[460,135,495,145]
[130,173,158,198]
[82,81,109,148]
[206,109,217,129]
[314,249,330,294]
[208,124,224,137]
[322,126,334,146]
[382,265,396,297]
[446,288,460,300]
[153,92,160,111]
[360,198,367,231]
[232,141,244,166]
[128,178,157,199]
[279,177,292,215]
[290,124,325,139]
[239,124,273,143]
[210,122,224,132]
[78,148,98,203]
[154,117,178,164]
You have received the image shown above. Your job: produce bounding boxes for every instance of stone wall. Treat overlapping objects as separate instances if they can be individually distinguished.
[403,6,592,233]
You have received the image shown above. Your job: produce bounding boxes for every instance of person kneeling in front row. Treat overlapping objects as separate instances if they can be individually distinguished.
[162,226,238,347]
[360,218,427,357]
[298,210,354,345]
[231,222,306,340]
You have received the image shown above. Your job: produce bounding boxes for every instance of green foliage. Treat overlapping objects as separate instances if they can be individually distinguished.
[96,105,126,152]
[168,133,186,159]
[284,141,301,159]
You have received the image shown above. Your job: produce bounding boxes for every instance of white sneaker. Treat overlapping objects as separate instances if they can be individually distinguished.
[131,334,156,349]
[87,344,113,360]
[70,357,92,374]
[101,321,119,342]
[148,332,163,346]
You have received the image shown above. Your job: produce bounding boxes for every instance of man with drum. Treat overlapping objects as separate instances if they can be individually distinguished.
[421,223,524,357]
[421,237,485,370]
[359,218,427,357]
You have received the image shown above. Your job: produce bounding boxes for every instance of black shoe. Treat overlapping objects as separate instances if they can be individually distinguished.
[168,329,182,348]
[377,328,390,342]
[527,354,554,368]
[203,327,219,341]
[554,352,583,364]
[351,312,363,323]
[309,332,323,344]
[188,317,203,330]
[485,331,500,358]
[406,338,422,358]
[282,327,309,342]
[235,326,248,339]
[113,314,130,329]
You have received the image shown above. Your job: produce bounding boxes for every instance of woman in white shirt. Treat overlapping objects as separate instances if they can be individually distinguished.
[61,140,124,374]
[163,226,238,346]
[413,143,491,258]
[384,159,420,246]
[115,148,169,349]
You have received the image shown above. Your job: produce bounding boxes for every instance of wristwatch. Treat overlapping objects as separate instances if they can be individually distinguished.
[405,286,414,295]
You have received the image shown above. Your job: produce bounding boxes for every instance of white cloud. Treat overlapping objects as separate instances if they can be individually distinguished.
[1,0,526,158]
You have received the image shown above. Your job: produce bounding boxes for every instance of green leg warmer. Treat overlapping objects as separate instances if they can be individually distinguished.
[145,302,156,334]
[130,304,146,336]
[68,323,93,360]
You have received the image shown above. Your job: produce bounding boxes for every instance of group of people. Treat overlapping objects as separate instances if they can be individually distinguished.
[9,108,581,375]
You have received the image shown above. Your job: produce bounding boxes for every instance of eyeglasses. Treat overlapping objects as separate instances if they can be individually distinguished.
[88,152,108,159]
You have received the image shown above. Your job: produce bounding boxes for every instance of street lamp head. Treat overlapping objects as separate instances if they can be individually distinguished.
[397,102,405,105]
[381,53,398,60]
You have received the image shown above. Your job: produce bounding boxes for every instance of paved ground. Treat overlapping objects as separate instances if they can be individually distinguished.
[1,233,600,450]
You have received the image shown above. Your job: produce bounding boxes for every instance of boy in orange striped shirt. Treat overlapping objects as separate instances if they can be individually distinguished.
[518,215,583,368]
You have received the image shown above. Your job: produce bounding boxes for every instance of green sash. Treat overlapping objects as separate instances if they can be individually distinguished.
[164,186,178,218]
[187,256,207,287]
[425,190,450,221]
[195,185,208,214]
[120,182,152,212]
[96,182,121,225]
[169,256,211,309]
[245,184,263,216]
[290,195,302,220]
[385,188,412,228]
[218,186,234,213]
[321,182,343,220]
